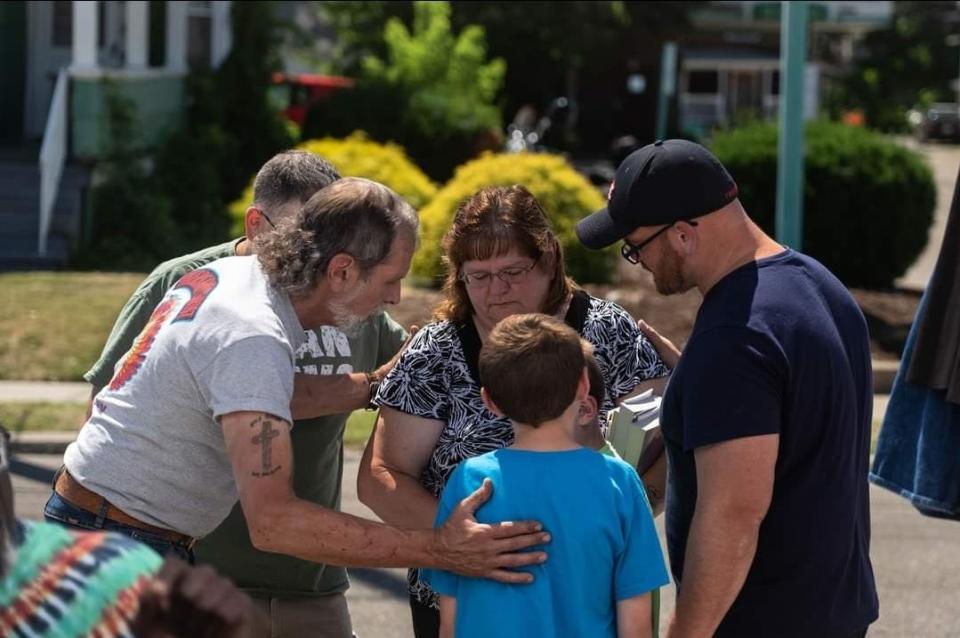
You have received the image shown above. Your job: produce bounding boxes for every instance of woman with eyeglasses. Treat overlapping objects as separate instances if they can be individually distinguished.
[357,184,671,638]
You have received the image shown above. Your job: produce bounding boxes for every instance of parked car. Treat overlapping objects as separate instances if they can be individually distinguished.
[907,103,960,142]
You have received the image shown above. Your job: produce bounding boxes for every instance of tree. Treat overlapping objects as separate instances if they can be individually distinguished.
[451,1,694,148]
[319,1,413,74]
[152,1,294,251]
[830,1,960,131]
[316,1,696,154]
[364,2,505,143]
[305,1,505,180]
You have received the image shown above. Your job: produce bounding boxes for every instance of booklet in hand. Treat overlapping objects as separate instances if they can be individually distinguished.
[605,389,663,475]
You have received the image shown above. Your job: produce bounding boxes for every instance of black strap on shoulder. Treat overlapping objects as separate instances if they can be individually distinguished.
[456,318,484,385]
[564,289,591,334]
[457,290,592,384]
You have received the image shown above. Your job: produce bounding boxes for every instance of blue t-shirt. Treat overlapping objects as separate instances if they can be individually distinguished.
[424,447,669,638]
[661,249,879,637]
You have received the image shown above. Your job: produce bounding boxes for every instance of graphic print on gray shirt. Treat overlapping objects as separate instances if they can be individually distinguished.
[65,256,305,538]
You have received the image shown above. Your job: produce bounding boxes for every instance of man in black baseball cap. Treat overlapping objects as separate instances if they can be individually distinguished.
[576,138,741,295]
[578,140,879,638]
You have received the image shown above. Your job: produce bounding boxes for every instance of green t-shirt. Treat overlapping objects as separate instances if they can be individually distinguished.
[194,312,406,597]
[84,239,241,392]
[84,239,407,597]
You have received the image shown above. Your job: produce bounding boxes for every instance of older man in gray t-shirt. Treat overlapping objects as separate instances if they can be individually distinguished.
[47,178,550,603]
[66,256,302,537]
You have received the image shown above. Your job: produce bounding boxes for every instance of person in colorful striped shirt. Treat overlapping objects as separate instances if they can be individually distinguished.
[1,426,264,637]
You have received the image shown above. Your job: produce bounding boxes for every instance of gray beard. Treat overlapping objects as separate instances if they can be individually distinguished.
[329,298,381,338]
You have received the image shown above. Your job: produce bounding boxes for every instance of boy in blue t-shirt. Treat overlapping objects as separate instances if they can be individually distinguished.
[423,313,669,638]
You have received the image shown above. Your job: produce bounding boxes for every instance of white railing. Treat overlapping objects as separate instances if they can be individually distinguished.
[38,69,69,257]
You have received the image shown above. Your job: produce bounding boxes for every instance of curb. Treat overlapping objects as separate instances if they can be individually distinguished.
[10,431,78,455]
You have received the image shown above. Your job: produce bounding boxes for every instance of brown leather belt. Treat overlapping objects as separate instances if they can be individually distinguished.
[54,469,195,547]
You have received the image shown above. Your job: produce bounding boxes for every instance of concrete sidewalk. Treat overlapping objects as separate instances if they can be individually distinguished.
[0,380,90,402]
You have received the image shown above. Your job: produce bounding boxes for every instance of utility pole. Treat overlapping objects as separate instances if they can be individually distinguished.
[656,42,677,140]
[775,1,808,250]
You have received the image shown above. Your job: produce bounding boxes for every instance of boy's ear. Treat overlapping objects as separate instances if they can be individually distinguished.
[577,394,599,427]
[480,387,505,418]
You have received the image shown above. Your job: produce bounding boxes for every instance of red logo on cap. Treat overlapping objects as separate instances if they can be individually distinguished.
[607,180,616,202]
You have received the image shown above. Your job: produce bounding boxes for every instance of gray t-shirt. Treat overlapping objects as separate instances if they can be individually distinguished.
[64,256,304,538]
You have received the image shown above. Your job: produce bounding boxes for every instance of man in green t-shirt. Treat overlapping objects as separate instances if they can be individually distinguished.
[83,150,410,637]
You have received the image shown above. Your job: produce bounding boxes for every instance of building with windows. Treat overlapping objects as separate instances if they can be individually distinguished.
[676,1,893,136]
[0,1,233,267]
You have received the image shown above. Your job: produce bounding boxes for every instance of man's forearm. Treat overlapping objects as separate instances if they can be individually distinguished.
[667,506,762,638]
[291,372,373,419]
[248,494,441,569]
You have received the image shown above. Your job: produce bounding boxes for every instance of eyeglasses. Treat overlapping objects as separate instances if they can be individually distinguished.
[620,220,698,265]
[258,209,276,229]
[459,260,538,288]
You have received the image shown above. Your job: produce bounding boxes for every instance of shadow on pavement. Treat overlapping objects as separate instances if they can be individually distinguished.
[348,568,409,600]
[10,456,57,485]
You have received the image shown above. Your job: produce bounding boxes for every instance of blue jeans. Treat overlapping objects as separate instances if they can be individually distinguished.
[44,491,194,562]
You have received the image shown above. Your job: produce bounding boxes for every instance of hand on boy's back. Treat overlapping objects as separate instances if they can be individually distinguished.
[435,478,550,584]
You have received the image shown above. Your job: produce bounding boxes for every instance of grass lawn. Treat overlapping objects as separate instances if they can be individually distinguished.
[0,272,144,381]
[0,401,379,449]
[0,402,88,432]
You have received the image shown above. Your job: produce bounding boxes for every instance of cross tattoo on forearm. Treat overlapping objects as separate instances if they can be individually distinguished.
[250,416,281,477]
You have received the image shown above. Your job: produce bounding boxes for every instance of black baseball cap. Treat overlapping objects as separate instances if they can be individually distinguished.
[576,139,738,249]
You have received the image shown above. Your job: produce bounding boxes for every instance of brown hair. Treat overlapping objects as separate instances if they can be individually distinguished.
[433,185,577,323]
[257,178,417,298]
[480,313,586,426]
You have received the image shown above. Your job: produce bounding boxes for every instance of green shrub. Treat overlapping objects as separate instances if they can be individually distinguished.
[72,83,181,271]
[303,1,505,181]
[228,132,438,235]
[412,152,611,286]
[710,120,935,288]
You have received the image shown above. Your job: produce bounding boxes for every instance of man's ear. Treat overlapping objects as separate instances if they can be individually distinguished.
[480,387,505,418]
[244,207,268,241]
[673,219,699,254]
[325,253,358,292]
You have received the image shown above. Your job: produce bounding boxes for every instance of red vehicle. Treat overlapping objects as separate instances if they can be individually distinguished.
[270,72,355,126]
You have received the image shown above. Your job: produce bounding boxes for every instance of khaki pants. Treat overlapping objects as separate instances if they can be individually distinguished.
[250,592,353,638]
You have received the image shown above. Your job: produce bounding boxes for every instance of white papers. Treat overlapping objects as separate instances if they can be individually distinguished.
[605,389,662,473]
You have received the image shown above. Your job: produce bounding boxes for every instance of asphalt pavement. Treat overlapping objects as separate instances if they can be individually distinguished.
[6,140,960,635]
[11,442,960,637]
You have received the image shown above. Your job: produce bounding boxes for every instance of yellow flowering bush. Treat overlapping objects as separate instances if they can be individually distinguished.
[228,132,437,235]
[412,152,613,285]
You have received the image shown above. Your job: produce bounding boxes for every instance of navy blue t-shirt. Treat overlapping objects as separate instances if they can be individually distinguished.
[661,249,879,637]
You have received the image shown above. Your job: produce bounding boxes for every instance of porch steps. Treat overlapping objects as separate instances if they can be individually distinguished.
[0,160,88,271]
